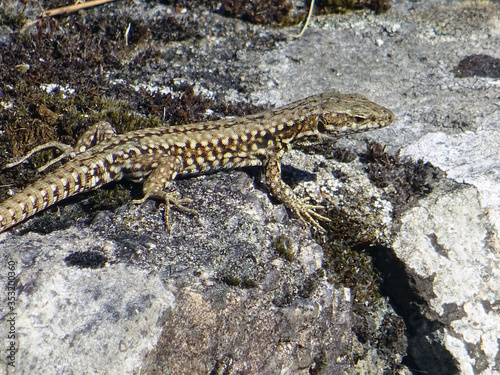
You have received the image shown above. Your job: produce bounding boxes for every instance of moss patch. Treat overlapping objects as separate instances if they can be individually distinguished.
[317,0,391,15]
[361,142,444,217]
[272,235,295,262]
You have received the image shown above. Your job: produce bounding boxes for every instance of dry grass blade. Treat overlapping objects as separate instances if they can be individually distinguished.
[290,0,316,38]
[42,0,116,17]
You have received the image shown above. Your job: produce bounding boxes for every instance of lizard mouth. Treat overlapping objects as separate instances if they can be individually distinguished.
[381,108,396,126]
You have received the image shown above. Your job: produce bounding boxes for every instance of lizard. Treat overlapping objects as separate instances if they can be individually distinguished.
[0,92,394,233]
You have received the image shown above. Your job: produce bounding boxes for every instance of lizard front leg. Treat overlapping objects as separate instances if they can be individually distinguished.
[265,148,330,231]
[131,155,198,229]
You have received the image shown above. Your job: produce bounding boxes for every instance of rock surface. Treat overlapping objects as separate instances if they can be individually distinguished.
[1,166,359,374]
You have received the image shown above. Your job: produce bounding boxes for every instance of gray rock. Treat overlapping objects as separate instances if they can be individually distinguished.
[392,182,500,375]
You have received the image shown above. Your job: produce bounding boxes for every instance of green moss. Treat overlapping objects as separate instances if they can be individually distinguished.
[221,275,241,287]
[272,235,295,262]
[317,0,391,14]
[285,187,382,310]
[86,184,132,212]
[317,207,382,306]
[309,350,328,374]
[0,6,27,28]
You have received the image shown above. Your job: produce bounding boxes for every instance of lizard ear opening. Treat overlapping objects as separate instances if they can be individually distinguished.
[317,120,326,133]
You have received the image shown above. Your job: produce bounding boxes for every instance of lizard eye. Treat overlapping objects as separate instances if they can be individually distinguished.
[353,116,366,124]
[317,121,326,133]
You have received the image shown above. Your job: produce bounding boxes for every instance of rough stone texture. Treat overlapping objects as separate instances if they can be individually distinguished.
[0,167,358,374]
[392,183,500,375]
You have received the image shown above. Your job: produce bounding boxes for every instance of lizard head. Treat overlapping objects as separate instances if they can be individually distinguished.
[316,93,395,136]
[290,92,395,146]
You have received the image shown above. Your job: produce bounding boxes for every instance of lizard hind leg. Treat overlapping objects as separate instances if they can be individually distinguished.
[38,121,117,172]
[131,157,199,230]
[3,121,117,172]
[3,142,74,171]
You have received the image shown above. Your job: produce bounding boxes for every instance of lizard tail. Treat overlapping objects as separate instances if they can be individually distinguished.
[0,162,100,233]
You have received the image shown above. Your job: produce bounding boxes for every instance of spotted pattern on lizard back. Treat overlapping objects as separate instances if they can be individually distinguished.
[0,92,394,233]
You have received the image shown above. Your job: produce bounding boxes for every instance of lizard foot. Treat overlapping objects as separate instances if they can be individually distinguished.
[133,191,198,230]
[290,199,330,232]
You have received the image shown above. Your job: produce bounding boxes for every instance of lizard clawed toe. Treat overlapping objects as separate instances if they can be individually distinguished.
[290,201,330,232]
[133,191,198,230]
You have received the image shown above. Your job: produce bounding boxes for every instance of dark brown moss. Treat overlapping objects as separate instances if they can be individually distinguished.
[162,0,293,25]
[317,0,391,14]
[361,142,443,217]
[296,143,358,163]
[453,54,500,78]
[221,0,293,25]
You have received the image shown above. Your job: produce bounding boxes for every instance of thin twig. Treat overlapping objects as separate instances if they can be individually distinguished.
[42,0,115,17]
[290,0,316,38]
[20,0,116,32]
